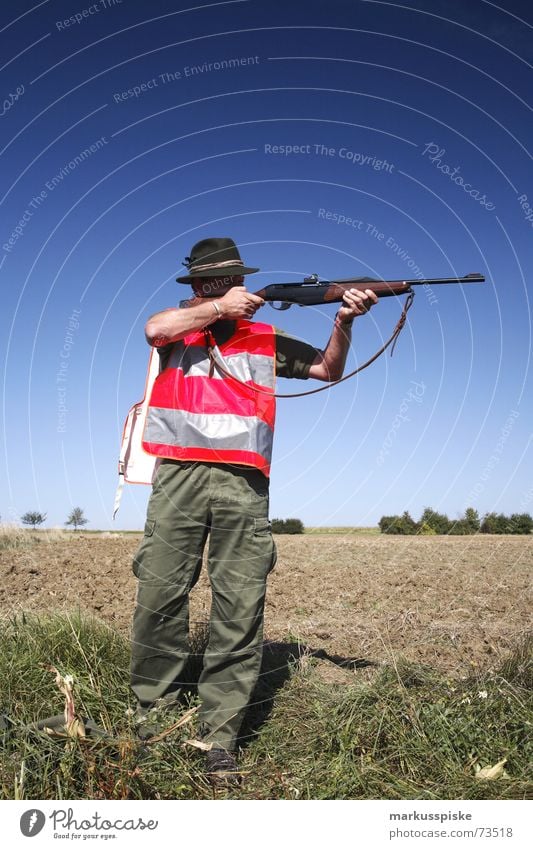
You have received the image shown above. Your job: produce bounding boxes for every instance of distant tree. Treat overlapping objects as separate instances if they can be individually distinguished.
[283,518,305,534]
[420,507,451,534]
[418,521,437,535]
[480,512,508,534]
[448,507,480,535]
[65,507,88,531]
[271,518,304,534]
[507,513,533,535]
[399,511,418,535]
[463,507,481,532]
[449,519,471,535]
[21,511,47,530]
[379,511,418,535]
[379,515,401,534]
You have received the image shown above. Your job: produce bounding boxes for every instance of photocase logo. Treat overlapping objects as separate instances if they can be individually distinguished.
[20,809,46,837]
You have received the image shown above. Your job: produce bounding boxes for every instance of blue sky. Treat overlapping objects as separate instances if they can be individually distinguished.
[1,0,532,529]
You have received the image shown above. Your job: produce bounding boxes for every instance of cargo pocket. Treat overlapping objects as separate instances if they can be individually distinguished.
[253,517,272,536]
[132,519,156,578]
[253,517,277,575]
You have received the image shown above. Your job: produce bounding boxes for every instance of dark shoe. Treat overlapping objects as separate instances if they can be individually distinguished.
[134,693,183,741]
[136,717,162,742]
[205,747,240,788]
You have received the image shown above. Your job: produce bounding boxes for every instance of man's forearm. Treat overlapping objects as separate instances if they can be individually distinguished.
[307,287,378,381]
[145,301,220,346]
[308,317,353,382]
[144,285,265,346]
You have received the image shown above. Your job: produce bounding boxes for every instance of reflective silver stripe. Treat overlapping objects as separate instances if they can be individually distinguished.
[144,408,273,462]
[168,345,274,388]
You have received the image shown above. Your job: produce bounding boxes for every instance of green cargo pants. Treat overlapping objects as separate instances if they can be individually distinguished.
[130,459,276,751]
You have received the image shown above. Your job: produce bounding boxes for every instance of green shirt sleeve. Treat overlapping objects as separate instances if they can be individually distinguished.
[275,328,319,380]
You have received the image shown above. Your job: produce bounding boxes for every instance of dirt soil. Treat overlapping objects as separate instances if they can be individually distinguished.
[1,532,531,676]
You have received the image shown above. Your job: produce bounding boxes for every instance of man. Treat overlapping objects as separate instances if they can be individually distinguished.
[131,237,377,785]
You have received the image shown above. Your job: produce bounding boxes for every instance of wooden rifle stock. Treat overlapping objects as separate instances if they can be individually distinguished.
[253,273,485,309]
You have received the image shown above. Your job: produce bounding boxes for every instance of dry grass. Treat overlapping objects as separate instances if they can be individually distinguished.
[0,525,72,549]
[0,524,29,551]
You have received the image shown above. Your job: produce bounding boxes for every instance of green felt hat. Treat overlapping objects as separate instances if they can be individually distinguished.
[176,237,259,283]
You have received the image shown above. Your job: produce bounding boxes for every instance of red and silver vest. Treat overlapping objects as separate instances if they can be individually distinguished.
[141,320,276,476]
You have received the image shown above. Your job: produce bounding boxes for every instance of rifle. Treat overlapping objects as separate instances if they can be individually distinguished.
[254,272,485,309]
[186,272,485,397]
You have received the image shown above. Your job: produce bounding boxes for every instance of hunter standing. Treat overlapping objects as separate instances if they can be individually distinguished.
[130,237,377,784]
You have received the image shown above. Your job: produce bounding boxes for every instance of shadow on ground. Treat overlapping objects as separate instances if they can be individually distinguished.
[238,640,377,749]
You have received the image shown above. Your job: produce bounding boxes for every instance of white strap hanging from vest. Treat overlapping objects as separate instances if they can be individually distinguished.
[113,347,160,519]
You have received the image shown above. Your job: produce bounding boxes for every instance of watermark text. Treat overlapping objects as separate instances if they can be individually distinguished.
[376,381,426,466]
[56,0,123,30]
[467,409,519,500]
[57,309,82,434]
[421,143,495,210]
[3,137,108,253]
[1,84,25,117]
[517,193,533,229]
[113,56,260,102]
[265,143,394,171]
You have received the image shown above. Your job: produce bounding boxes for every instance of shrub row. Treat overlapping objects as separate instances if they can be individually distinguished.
[379,507,533,535]
[271,518,305,534]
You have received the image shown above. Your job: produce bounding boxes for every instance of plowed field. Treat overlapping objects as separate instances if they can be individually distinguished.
[1,532,530,676]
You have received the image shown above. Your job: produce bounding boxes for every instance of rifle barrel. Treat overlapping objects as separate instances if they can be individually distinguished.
[393,274,485,286]
[302,274,485,287]
[255,273,484,306]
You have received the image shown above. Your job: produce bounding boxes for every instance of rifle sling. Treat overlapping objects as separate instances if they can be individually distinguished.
[204,291,415,399]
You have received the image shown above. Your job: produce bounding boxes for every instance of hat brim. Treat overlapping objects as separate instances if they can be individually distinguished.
[176,265,259,283]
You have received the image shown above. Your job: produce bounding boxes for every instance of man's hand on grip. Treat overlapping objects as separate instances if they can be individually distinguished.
[217,286,265,320]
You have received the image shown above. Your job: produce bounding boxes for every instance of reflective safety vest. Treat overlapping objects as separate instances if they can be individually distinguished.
[141,320,276,476]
